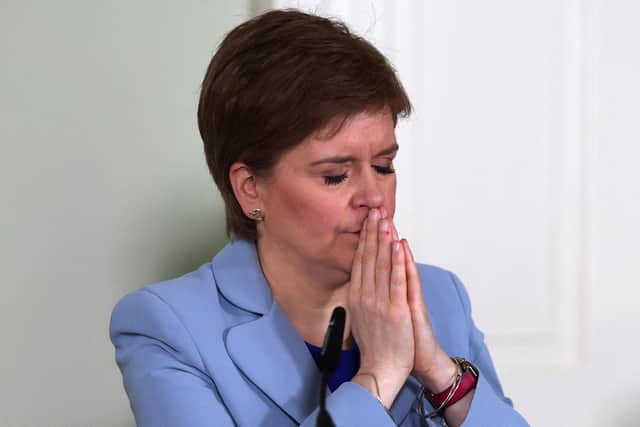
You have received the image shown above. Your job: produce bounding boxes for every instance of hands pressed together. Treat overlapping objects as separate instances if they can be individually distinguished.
[348,207,458,411]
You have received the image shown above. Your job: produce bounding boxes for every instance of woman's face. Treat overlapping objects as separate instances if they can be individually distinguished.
[256,109,398,278]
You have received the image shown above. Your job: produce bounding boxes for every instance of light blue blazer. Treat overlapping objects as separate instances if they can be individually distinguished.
[110,239,529,426]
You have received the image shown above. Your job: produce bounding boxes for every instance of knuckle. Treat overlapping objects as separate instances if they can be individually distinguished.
[389,274,402,288]
[376,262,391,276]
[364,244,377,257]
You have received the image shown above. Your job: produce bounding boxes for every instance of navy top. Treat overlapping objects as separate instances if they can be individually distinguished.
[304,341,360,392]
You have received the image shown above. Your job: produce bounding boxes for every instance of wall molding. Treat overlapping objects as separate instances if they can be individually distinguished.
[260,0,597,369]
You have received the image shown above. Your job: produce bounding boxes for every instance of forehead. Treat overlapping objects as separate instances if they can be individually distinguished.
[295,110,397,158]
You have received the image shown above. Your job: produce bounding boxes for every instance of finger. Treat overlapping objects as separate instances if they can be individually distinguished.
[349,218,367,297]
[389,219,399,241]
[375,218,393,302]
[389,240,408,305]
[380,206,388,219]
[402,239,424,307]
[361,208,380,299]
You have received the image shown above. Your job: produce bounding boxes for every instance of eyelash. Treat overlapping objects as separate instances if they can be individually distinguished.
[323,165,395,186]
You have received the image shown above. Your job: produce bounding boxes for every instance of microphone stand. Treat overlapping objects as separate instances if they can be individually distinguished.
[316,306,346,427]
[317,371,334,427]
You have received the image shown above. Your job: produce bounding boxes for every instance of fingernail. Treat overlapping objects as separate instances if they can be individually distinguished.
[392,241,401,252]
[380,207,387,218]
[369,209,379,220]
[380,220,389,231]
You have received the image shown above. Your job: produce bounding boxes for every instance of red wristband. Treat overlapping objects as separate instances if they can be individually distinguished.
[427,358,479,412]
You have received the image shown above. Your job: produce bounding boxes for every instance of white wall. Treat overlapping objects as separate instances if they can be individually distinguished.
[268,1,639,426]
[0,2,249,426]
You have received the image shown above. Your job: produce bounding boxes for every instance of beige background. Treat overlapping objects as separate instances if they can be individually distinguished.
[1,2,249,425]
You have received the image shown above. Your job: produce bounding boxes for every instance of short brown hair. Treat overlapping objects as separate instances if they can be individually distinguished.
[198,9,411,241]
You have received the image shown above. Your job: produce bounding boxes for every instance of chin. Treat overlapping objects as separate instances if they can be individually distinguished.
[333,250,356,277]
[332,265,352,284]
[312,238,357,280]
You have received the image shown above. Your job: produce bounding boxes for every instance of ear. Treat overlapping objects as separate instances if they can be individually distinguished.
[229,162,260,216]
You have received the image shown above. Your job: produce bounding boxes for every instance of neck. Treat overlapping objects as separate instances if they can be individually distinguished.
[256,238,353,349]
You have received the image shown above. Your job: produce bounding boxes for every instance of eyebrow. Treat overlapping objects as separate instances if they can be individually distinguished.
[309,143,399,166]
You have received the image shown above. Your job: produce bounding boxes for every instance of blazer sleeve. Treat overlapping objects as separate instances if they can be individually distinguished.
[109,289,235,427]
[300,382,397,427]
[449,272,530,426]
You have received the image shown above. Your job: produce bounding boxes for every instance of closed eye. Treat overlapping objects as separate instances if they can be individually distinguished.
[373,165,395,175]
[324,173,348,185]
[324,165,393,185]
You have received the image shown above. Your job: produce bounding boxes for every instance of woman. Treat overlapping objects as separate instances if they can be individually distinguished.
[110,9,529,426]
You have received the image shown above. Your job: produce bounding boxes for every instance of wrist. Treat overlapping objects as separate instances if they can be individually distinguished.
[426,357,479,417]
[414,353,458,393]
[353,369,405,410]
[352,372,386,409]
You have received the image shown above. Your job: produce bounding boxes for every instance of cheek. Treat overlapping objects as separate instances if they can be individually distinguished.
[302,197,346,231]
[386,179,397,217]
[273,187,341,231]
[298,197,352,240]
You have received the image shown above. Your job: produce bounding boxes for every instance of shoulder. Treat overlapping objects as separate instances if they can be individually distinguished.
[109,262,224,350]
[416,263,455,285]
[415,263,469,308]
[112,261,216,315]
[144,262,218,306]
[414,263,475,354]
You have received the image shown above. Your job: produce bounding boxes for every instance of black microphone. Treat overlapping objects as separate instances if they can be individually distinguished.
[316,306,346,427]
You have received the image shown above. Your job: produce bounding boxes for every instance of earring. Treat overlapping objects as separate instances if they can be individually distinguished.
[248,208,264,221]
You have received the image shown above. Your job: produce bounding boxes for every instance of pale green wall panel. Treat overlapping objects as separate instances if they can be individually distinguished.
[0,2,250,425]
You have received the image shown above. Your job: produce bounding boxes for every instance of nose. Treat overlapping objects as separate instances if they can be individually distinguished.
[351,169,385,209]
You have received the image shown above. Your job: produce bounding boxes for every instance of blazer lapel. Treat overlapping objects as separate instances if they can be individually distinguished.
[213,239,323,424]
[225,301,323,423]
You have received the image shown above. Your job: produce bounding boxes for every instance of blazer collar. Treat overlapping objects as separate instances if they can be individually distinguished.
[212,239,321,422]
[226,300,323,423]
[212,239,273,315]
